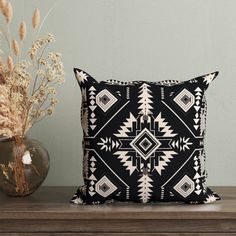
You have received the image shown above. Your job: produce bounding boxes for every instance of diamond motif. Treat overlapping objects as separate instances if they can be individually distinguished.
[181,95,191,105]
[130,128,161,160]
[100,94,110,105]
[173,89,195,112]
[95,176,117,197]
[173,175,195,198]
[140,138,152,151]
[96,89,118,112]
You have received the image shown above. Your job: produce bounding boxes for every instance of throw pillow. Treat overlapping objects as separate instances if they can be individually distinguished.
[71,68,220,205]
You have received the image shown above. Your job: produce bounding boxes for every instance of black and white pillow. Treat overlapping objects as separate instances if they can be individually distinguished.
[71,69,220,204]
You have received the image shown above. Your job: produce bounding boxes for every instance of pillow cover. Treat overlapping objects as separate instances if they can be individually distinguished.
[71,68,220,205]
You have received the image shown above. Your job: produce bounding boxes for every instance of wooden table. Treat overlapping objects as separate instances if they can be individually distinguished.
[0,187,235,236]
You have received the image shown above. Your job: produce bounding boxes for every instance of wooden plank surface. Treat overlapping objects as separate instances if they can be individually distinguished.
[0,219,236,233]
[0,234,236,236]
[0,187,235,220]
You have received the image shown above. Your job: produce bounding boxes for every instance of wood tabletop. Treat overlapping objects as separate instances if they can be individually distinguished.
[0,187,236,235]
[0,186,235,220]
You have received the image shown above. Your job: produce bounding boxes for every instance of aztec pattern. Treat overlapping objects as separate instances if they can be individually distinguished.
[71,69,220,204]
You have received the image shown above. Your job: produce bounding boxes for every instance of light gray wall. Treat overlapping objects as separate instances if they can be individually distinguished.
[7,0,236,186]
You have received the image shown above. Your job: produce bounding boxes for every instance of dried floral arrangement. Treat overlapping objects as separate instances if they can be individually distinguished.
[0,0,65,139]
[0,0,64,195]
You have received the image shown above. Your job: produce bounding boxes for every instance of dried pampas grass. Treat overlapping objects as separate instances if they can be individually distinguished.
[32,9,40,29]
[0,0,6,12]
[0,57,3,68]
[3,1,13,24]
[12,39,20,56]
[7,56,13,71]
[19,21,26,41]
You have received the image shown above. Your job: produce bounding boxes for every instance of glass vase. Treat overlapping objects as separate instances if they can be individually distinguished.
[0,136,49,196]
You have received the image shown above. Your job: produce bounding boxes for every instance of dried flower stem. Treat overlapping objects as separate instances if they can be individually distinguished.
[36,2,57,37]
[31,43,49,95]
[21,106,30,137]
[12,137,29,194]
[0,26,11,50]
[6,23,13,57]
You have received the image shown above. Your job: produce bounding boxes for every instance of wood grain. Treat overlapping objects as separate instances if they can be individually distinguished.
[0,234,236,236]
[0,186,235,235]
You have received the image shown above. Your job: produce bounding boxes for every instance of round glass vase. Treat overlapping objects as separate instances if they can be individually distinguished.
[0,136,49,196]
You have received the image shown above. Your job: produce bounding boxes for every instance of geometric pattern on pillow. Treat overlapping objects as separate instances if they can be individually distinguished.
[71,69,220,205]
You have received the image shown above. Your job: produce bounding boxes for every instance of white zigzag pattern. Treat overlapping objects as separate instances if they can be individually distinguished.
[138,83,153,114]
[137,174,153,203]
[155,151,177,175]
[114,112,136,137]
[114,151,136,175]
[155,113,177,137]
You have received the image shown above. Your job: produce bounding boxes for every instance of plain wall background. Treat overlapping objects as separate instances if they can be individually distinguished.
[5,0,236,186]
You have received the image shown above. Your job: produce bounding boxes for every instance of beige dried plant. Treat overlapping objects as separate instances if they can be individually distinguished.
[0,84,23,137]
[3,1,12,24]
[0,56,3,67]
[32,9,40,29]
[12,39,20,56]
[0,0,6,12]
[0,1,64,139]
[19,21,26,41]
[6,56,13,71]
